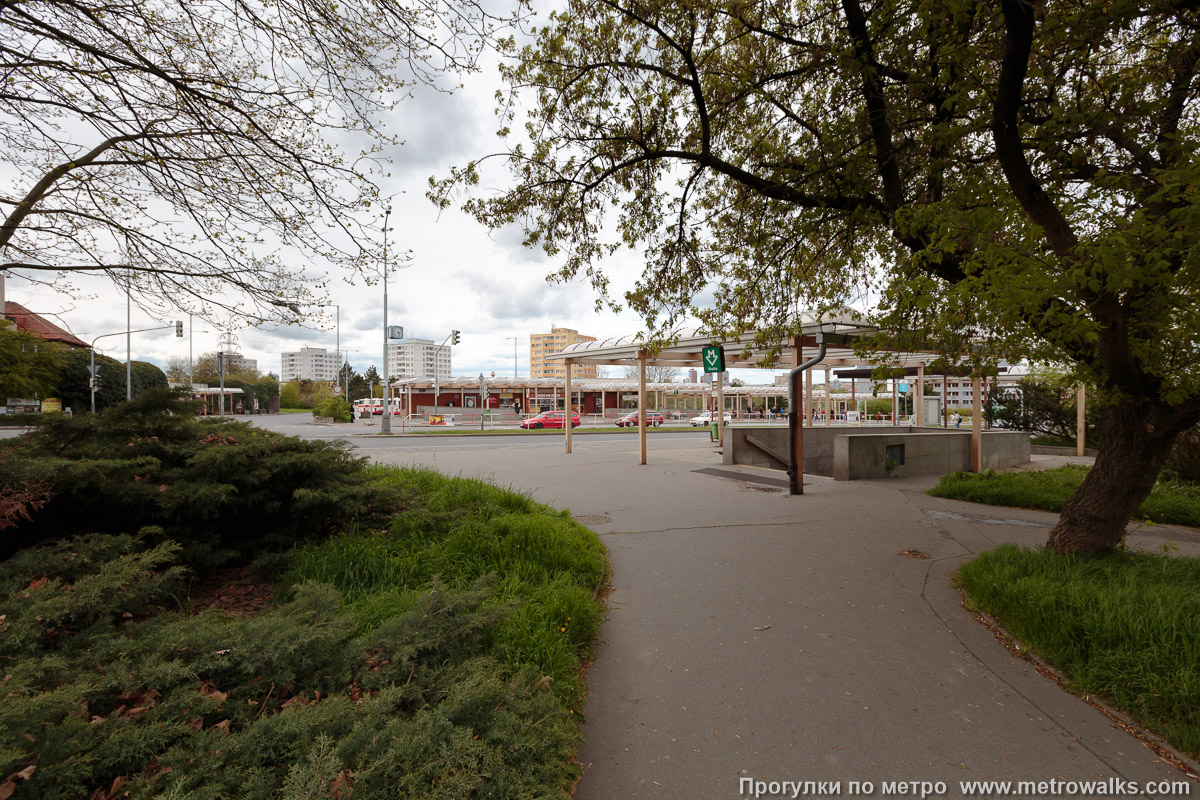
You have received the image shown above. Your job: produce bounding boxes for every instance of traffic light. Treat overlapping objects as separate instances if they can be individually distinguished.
[91,374,102,391]
[175,320,183,337]
[451,330,460,345]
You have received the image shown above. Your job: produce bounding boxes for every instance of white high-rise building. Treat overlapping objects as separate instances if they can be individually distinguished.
[280,346,340,382]
[387,338,451,380]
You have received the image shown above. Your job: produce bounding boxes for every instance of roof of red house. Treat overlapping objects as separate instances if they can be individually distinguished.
[3,301,89,348]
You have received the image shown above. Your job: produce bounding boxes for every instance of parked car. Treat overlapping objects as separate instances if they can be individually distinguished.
[689,411,733,426]
[615,410,664,427]
[519,410,581,429]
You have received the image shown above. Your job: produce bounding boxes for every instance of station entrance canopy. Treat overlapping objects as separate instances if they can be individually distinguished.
[542,311,1005,492]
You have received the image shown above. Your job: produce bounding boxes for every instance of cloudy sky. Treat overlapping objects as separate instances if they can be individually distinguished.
[5,11,792,386]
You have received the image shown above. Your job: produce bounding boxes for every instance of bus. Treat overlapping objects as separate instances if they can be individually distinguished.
[352,398,401,416]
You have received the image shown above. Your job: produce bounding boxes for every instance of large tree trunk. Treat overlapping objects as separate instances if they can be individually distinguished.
[1048,400,1199,553]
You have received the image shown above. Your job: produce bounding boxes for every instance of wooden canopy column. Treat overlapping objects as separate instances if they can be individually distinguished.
[824,366,831,426]
[565,361,573,454]
[971,374,983,472]
[717,375,726,445]
[805,367,814,426]
[637,351,648,465]
[942,374,948,426]
[915,364,925,427]
[790,336,806,494]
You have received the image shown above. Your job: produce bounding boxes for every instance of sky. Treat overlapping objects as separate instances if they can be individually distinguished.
[3,9,796,387]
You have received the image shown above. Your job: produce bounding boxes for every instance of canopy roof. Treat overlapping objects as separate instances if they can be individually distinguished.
[547,311,940,370]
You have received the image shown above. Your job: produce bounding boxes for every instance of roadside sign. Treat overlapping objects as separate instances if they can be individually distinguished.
[702,345,726,373]
[898,383,909,393]
[333,385,343,395]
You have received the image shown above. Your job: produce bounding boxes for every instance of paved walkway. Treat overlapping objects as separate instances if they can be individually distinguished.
[370,438,1200,799]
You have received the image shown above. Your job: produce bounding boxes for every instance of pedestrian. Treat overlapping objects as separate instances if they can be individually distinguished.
[952,411,962,428]
[514,398,522,417]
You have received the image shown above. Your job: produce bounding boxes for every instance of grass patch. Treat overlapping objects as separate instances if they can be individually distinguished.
[281,466,609,704]
[958,544,1200,757]
[927,466,1200,528]
[1030,435,1078,448]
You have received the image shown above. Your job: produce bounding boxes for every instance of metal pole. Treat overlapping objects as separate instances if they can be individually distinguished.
[188,313,193,387]
[381,208,392,434]
[90,348,96,413]
[336,304,341,398]
[126,272,132,400]
[788,337,830,496]
[219,347,225,417]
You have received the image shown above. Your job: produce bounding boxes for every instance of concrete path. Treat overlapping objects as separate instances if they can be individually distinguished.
[369,438,1200,799]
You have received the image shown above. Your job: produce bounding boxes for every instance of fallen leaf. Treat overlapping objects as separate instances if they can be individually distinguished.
[214,719,231,735]
[27,577,46,592]
[900,549,930,559]
[199,682,228,704]
[0,767,35,800]
[330,770,353,799]
[753,625,771,631]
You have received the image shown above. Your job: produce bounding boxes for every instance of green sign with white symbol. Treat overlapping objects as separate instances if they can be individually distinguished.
[702,345,726,373]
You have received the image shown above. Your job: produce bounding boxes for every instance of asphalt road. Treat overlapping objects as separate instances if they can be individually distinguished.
[243,412,720,453]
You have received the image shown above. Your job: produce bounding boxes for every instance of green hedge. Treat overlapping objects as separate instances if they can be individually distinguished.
[0,389,392,568]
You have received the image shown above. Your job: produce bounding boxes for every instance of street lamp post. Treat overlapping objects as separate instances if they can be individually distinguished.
[380,208,392,434]
[90,324,175,413]
[479,373,486,430]
[506,336,518,377]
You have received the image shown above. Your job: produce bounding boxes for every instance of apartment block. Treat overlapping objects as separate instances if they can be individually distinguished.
[530,326,597,379]
[280,346,340,382]
[387,338,451,380]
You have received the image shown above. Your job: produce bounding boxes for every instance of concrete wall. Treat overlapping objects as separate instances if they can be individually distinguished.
[724,425,843,474]
[725,426,1030,480]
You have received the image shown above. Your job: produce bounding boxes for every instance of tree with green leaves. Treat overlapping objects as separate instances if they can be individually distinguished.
[439,0,1200,554]
[1,0,521,325]
[0,321,64,401]
[55,349,167,412]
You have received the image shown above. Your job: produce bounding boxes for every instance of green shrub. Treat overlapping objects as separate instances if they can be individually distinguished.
[1164,426,1200,482]
[0,389,394,568]
[313,396,352,422]
[958,544,1200,757]
[0,534,583,800]
[279,382,302,409]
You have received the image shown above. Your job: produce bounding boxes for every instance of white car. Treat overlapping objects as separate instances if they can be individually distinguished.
[690,411,733,426]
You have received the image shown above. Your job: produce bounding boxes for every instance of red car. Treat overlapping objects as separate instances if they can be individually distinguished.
[615,411,664,427]
[519,410,581,429]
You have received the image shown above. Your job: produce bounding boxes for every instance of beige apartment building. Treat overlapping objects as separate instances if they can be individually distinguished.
[530,326,598,378]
